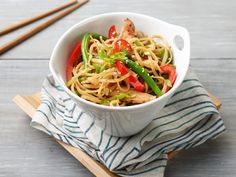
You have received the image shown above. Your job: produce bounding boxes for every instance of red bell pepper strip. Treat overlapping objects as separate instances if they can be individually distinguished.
[113,39,132,54]
[160,64,177,91]
[115,60,129,74]
[66,42,82,81]
[108,25,117,39]
[115,60,145,92]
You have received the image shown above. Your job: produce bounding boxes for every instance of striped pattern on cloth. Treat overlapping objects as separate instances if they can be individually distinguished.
[31,70,225,177]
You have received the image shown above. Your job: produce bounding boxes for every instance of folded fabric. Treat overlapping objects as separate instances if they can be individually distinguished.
[31,69,225,177]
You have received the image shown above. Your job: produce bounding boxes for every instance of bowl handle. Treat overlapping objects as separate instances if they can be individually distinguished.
[171,26,190,56]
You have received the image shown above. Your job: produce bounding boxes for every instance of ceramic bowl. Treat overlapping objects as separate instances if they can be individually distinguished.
[49,12,190,137]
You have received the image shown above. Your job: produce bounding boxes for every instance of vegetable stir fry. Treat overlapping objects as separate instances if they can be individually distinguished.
[66,18,176,106]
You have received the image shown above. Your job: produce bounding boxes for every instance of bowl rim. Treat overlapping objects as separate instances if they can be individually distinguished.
[49,12,190,111]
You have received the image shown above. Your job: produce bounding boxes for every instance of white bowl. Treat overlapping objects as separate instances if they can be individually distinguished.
[49,12,190,137]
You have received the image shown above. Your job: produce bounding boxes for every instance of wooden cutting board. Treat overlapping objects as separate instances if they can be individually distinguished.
[13,92,221,177]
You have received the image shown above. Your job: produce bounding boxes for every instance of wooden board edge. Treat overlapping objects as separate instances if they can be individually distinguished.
[13,95,36,117]
[13,91,222,177]
[13,94,118,177]
[59,141,118,177]
[208,92,222,109]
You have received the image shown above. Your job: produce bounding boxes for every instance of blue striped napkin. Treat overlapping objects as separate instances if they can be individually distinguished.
[31,69,225,177]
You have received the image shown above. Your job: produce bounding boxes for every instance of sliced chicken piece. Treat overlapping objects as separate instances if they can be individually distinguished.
[119,18,135,39]
[124,90,156,104]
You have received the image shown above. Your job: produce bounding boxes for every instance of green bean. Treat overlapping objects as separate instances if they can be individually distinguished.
[81,33,107,68]
[124,59,163,96]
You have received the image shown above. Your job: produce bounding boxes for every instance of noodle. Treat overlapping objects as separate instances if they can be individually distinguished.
[67,18,176,106]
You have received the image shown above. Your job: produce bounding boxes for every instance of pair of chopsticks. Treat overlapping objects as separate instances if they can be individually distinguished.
[0,0,89,55]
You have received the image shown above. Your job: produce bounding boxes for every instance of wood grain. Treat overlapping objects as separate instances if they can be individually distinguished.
[13,94,118,177]
[1,0,236,59]
[0,0,77,36]
[0,0,89,55]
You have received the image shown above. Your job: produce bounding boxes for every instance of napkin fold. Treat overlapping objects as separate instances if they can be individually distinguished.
[31,69,225,177]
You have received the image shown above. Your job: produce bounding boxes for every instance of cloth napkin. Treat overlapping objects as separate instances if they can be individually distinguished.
[31,69,225,177]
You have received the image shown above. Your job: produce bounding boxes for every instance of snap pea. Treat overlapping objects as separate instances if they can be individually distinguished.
[81,33,107,68]
[101,93,131,105]
[109,93,131,101]
[155,47,165,58]
[124,59,163,97]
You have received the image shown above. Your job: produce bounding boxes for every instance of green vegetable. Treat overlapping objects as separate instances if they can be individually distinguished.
[155,47,165,58]
[92,63,106,73]
[78,76,88,82]
[110,93,131,101]
[124,59,163,96]
[99,64,106,73]
[101,93,131,105]
[165,79,172,87]
[67,76,88,87]
[111,51,128,61]
[138,50,145,57]
[82,33,107,68]
[134,41,142,47]
[66,78,75,87]
[101,99,110,105]
[73,90,80,96]
[98,50,127,64]
[98,50,109,61]
[92,63,101,73]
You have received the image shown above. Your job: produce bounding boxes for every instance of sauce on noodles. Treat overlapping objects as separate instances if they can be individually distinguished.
[66,18,176,106]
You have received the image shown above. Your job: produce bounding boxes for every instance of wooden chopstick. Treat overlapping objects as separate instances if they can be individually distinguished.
[0,0,78,36]
[0,0,89,55]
